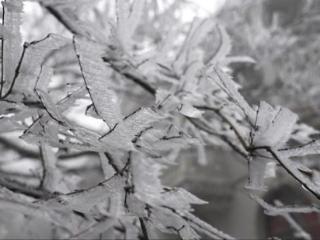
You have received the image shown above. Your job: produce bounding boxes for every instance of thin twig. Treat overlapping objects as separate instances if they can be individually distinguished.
[139,217,150,240]
[187,117,249,160]
[194,105,249,150]
[0,176,54,199]
[251,194,320,215]
[250,146,320,200]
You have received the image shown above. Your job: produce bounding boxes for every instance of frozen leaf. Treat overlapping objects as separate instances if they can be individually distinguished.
[98,152,117,179]
[188,19,216,51]
[0,188,80,230]
[35,66,65,123]
[195,143,207,165]
[176,18,215,69]
[206,25,232,66]
[13,34,69,95]
[155,90,179,113]
[116,0,130,41]
[279,139,320,158]
[179,103,204,118]
[245,101,297,191]
[180,60,203,93]
[122,219,140,240]
[73,36,122,128]
[252,101,298,147]
[247,102,298,191]
[100,107,160,150]
[0,25,13,39]
[313,171,320,186]
[131,156,164,204]
[40,141,69,193]
[264,161,277,178]
[291,123,317,143]
[44,175,124,213]
[150,206,234,240]
[0,117,24,133]
[40,1,107,43]
[211,67,256,122]
[183,213,235,239]
[224,55,256,65]
[160,188,207,211]
[0,0,23,97]
[127,0,145,43]
[246,157,270,191]
[71,217,116,239]
[149,207,201,240]
[116,0,145,50]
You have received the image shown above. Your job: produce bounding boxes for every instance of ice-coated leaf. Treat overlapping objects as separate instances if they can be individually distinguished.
[98,152,117,179]
[137,126,196,155]
[189,19,216,51]
[155,89,179,112]
[313,171,320,187]
[0,117,24,133]
[160,188,207,211]
[73,36,122,128]
[149,206,201,240]
[180,59,203,93]
[247,103,298,191]
[0,101,29,132]
[44,175,124,213]
[0,188,51,219]
[206,25,231,66]
[131,156,164,203]
[0,25,13,39]
[291,123,317,143]
[116,0,130,48]
[252,101,298,147]
[100,107,160,150]
[71,217,116,239]
[40,141,69,193]
[179,103,204,118]
[224,55,256,65]
[183,212,235,239]
[176,18,215,68]
[27,0,90,4]
[116,0,130,31]
[13,34,69,94]
[122,219,141,240]
[150,205,234,240]
[211,67,256,122]
[195,142,207,165]
[40,0,107,43]
[279,139,320,158]
[0,0,23,97]
[35,66,64,123]
[246,157,270,191]
[156,89,203,118]
[127,0,145,43]
[116,0,145,49]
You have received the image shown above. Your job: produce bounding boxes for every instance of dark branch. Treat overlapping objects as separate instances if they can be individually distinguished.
[250,146,320,201]
[139,217,150,240]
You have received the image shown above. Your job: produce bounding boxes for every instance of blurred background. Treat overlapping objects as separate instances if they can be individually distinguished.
[1,0,320,239]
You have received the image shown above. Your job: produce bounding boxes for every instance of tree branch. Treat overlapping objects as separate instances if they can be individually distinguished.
[139,217,150,240]
[251,146,320,200]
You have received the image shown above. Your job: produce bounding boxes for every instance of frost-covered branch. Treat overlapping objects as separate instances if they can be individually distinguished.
[248,146,320,200]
